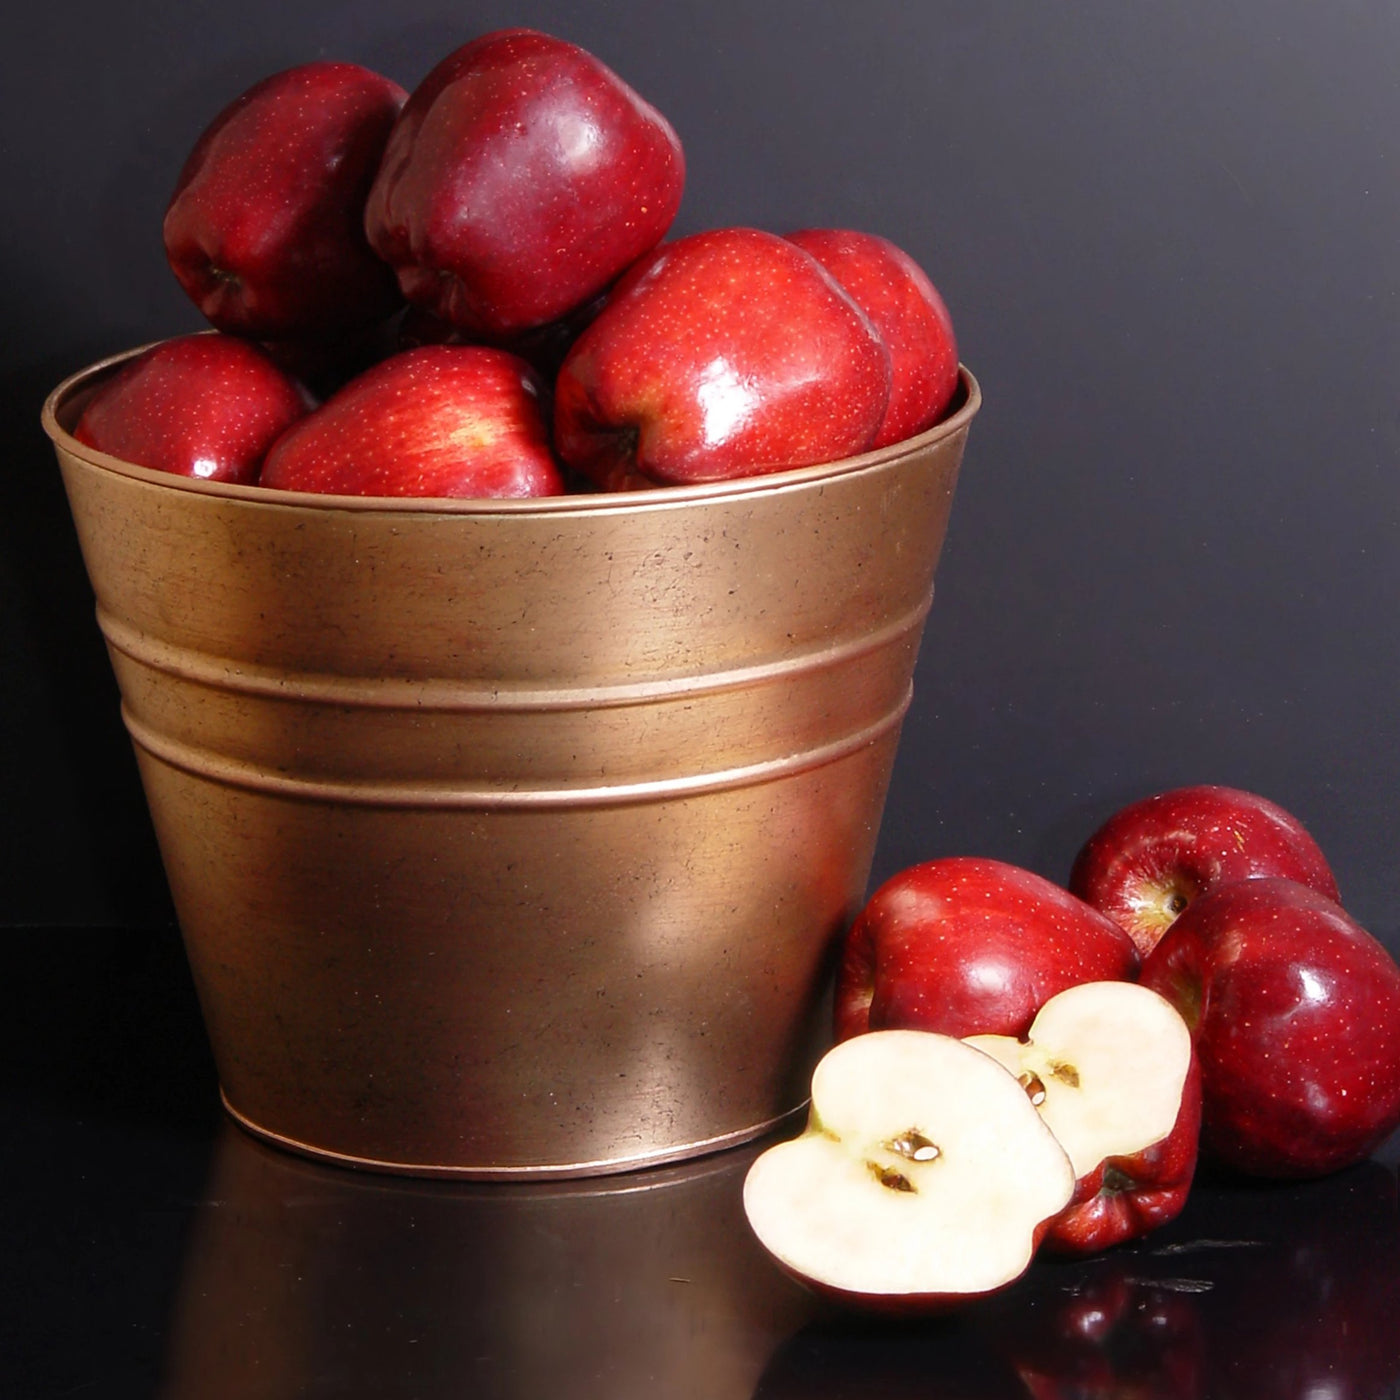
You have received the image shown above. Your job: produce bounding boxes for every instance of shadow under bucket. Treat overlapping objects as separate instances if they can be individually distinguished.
[43,347,979,1178]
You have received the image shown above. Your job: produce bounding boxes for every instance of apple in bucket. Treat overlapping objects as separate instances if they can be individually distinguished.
[785,227,961,448]
[259,345,565,498]
[163,61,408,341]
[72,333,311,483]
[552,227,896,490]
[364,28,685,337]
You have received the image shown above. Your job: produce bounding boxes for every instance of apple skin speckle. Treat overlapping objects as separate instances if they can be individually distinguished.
[74,334,312,484]
[1141,877,1400,1178]
[553,228,893,489]
[834,856,1139,1043]
[259,345,564,499]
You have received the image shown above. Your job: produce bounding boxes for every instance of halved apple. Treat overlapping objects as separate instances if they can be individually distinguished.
[966,980,1200,1254]
[742,1030,1076,1309]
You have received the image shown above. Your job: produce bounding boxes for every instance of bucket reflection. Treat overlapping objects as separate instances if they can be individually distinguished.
[159,1120,816,1399]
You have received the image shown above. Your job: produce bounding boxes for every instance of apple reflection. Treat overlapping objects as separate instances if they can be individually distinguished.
[157,1122,815,1400]
[750,1158,1400,1400]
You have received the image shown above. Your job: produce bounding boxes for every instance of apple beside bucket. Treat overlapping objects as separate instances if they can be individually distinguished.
[42,355,979,1177]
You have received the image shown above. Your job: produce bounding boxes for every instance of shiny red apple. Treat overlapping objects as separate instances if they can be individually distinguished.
[1069,784,1339,957]
[164,61,406,340]
[1140,877,1400,1177]
[553,227,892,489]
[785,228,959,447]
[834,857,1139,1043]
[72,333,311,484]
[364,28,683,337]
[259,345,563,499]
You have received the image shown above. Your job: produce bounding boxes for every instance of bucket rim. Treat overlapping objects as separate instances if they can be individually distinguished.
[42,339,980,518]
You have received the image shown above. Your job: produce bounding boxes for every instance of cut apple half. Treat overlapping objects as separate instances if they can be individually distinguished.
[967,980,1200,1254]
[742,1030,1076,1308]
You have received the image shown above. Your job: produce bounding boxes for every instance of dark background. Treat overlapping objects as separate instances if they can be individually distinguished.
[3,0,1397,939]
[4,5,1400,1396]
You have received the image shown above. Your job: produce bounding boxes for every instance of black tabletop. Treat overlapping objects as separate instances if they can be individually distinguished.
[6,923,1398,1399]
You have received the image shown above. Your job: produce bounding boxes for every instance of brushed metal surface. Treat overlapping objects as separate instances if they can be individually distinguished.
[43,346,979,1177]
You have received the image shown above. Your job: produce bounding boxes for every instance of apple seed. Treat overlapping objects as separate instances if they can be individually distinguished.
[886,1129,941,1162]
[1018,1070,1048,1106]
[867,1161,917,1192]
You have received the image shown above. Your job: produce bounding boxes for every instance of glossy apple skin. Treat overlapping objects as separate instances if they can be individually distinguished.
[1045,1053,1201,1255]
[73,334,311,484]
[164,62,407,340]
[785,229,959,448]
[554,227,892,489]
[834,858,1140,1043]
[1140,877,1400,1178]
[259,345,564,499]
[1069,784,1339,958]
[365,28,683,337]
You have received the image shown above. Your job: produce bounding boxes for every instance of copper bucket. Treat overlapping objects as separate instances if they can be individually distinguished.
[42,345,979,1178]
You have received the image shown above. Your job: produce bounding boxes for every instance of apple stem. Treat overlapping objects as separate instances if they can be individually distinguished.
[1018,1070,1048,1106]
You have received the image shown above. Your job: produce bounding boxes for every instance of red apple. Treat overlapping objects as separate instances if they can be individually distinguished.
[785,229,959,447]
[72,333,311,484]
[164,62,407,340]
[742,1030,1076,1311]
[259,345,564,499]
[364,28,683,337]
[553,227,892,489]
[834,857,1139,1043]
[1140,877,1400,1178]
[1069,784,1339,957]
[967,980,1201,1255]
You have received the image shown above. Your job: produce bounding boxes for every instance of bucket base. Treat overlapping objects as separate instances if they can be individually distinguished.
[220,1089,809,1181]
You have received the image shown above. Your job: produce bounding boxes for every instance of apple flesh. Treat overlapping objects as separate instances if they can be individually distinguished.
[364,28,684,337]
[834,857,1140,1043]
[742,1030,1075,1310]
[967,980,1200,1254]
[785,228,959,447]
[1069,784,1339,957]
[164,62,407,340]
[73,333,311,484]
[259,345,564,499]
[553,227,893,489]
[1140,876,1400,1178]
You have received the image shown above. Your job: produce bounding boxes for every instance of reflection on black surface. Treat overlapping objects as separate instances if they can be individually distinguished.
[11,929,1400,1396]
[157,1123,816,1400]
[153,1116,1400,1400]
[750,1161,1400,1400]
